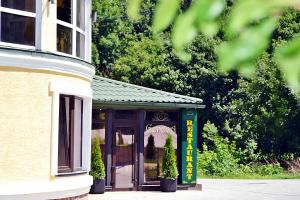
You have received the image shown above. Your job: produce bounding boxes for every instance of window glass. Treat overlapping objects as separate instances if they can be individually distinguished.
[73,98,83,170]
[76,32,85,59]
[56,0,85,58]
[57,24,72,54]
[144,111,178,182]
[92,109,106,162]
[1,0,35,12]
[1,12,35,45]
[144,124,177,181]
[58,96,71,171]
[76,0,85,30]
[114,127,135,188]
[57,0,72,23]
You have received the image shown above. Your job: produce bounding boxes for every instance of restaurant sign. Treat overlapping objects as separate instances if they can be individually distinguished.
[181,109,197,184]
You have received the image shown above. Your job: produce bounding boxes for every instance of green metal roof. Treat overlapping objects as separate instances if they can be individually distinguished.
[92,76,204,109]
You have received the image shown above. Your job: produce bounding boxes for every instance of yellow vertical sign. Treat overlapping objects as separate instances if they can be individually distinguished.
[181,109,197,184]
[186,120,193,180]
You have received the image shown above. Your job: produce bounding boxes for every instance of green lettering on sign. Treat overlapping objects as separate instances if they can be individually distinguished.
[181,109,197,184]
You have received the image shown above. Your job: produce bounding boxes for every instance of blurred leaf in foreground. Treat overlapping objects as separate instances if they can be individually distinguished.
[276,34,300,91]
[218,18,277,77]
[227,0,296,35]
[172,0,225,52]
[153,0,181,34]
[127,0,300,90]
[127,0,142,19]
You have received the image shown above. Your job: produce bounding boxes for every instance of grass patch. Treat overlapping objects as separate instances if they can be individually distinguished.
[198,172,300,179]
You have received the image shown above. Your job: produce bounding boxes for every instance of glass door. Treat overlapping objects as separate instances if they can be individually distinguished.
[112,125,136,190]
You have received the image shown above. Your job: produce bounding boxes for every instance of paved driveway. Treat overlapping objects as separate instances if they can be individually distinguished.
[89,179,300,200]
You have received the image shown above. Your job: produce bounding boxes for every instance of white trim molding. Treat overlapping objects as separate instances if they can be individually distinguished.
[35,0,42,50]
[50,80,92,176]
[0,1,38,49]
[0,49,95,81]
[56,0,91,61]
[0,0,93,63]
[85,0,92,63]
[0,7,36,18]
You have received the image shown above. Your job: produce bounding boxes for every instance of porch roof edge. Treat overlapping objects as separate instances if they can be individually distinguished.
[92,100,205,109]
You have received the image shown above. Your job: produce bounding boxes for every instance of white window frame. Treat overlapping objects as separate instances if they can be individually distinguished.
[50,80,92,176]
[0,0,41,50]
[56,0,89,60]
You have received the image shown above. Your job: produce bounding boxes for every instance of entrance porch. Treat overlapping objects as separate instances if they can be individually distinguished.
[91,76,204,191]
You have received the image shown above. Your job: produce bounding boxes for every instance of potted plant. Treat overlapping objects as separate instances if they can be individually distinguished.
[90,135,105,194]
[160,134,178,192]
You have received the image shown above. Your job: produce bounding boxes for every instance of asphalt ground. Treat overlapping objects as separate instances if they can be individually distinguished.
[89,179,300,200]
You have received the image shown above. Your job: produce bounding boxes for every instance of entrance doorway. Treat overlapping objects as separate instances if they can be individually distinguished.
[144,111,178,183]
[112,124,137,190]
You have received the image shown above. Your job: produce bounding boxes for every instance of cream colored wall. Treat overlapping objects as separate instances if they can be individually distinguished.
[0,67,91,182]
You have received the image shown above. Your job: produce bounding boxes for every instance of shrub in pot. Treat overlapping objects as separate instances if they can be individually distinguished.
[90,135,105,194]
[160,134,178,192]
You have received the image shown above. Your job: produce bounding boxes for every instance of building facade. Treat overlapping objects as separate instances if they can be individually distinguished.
[0,0,204,198]
[91,76,203,191]
[0,0,94,199]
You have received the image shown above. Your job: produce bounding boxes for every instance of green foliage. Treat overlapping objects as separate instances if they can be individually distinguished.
[276,35,300,91]
[253,163,284,176]
[218,18,277,77]
[224,54,300,157]
[127,0,142,19]
[92,0,155,76]
[90,136,105,180]
[113,35,181,91]
[92,43,100,69]
[198,121,285,177]
[152,0,181,34]
[198,121,240,176]
[172,0,225,52]
[128,0,300,90]
[162,135,179,179]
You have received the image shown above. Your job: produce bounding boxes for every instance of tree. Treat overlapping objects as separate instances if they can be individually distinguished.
[225,54,299,157]
[90,135,105,180]
[113,35,181,92]
[92,0,156,76]
[162,135,178,179]
[198,121,240,176]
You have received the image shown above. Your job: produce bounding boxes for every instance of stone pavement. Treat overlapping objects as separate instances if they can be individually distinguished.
[89,179,300,200]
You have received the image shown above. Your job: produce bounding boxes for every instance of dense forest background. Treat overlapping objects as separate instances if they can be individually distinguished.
[91,0,300,176]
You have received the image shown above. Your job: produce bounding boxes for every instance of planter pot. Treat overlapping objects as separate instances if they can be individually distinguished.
[160,178,177,192]
[90,179,105,194]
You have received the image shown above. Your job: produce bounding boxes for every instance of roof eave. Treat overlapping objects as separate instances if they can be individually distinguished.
[92,100,205,109]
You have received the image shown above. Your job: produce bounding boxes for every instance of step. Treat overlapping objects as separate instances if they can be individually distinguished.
[105,184,202,192]
[105,186,113,192]
[139,184,202,191]
[139,184,161,191]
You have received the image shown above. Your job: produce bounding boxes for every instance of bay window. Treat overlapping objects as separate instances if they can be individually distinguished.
[58,95,83,173]
[57,0,85,59]
[50,80,92,176]
[0,0,36,47]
